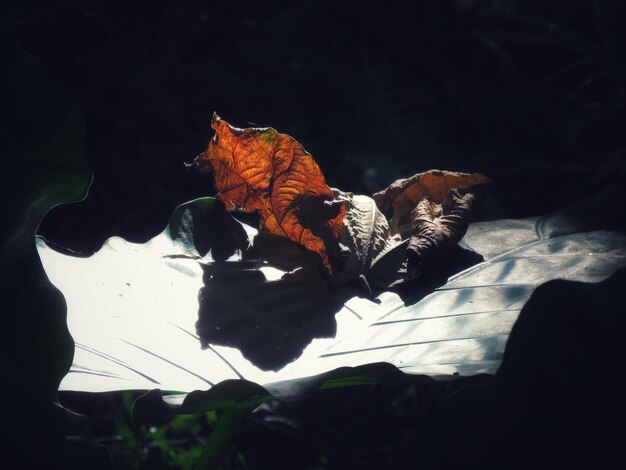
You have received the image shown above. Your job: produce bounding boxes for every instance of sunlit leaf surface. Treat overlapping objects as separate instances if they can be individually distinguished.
[37,196,626,400]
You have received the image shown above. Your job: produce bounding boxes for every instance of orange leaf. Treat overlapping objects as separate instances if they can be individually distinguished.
[191,113,345,273]
[373,169,491,234]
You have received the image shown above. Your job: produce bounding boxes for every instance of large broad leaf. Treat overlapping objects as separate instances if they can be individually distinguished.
[37,190,626,421]
[1,38,91,392]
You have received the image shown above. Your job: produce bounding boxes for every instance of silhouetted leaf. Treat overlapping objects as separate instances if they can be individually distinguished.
[0,36,110,468]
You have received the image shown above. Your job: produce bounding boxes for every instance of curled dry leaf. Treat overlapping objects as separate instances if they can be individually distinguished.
[190,113,345,273]
[373,170,491,275]
[407,189,475,276]
[373,170,491,235]
[332,189,401,285]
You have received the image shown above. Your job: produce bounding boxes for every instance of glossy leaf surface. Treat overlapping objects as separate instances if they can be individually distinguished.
[37,194,626,410]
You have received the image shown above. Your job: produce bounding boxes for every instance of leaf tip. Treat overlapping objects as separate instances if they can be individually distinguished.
[476,172,493,184]
[184,153,203,171]
[211,111,221,127]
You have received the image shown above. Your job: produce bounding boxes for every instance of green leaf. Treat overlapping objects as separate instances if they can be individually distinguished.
[132,362,409,427]
[1,38,91,260]
[0,35,90,396]
[0,35,108,467]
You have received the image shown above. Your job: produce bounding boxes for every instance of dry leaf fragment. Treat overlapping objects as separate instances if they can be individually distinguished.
[332,190,401,285]
[407,189,475,276]
[373,169,491,277]
[373,170,491,235]
[191,113,345,273]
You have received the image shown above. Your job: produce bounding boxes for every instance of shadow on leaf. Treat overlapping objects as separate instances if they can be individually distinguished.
[195,233,354,371]
[415,267,626,469]
[390,245,484,305]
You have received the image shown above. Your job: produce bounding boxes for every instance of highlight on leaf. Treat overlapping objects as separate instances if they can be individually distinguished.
[190,113,346,273]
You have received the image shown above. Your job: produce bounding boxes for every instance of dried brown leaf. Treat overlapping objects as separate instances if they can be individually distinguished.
[191,113,345,273]
[373,169,491,235]
[374,170,491,276]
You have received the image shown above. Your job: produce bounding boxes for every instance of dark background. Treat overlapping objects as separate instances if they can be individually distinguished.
[20,0,626,252]
[9,0,626,468]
